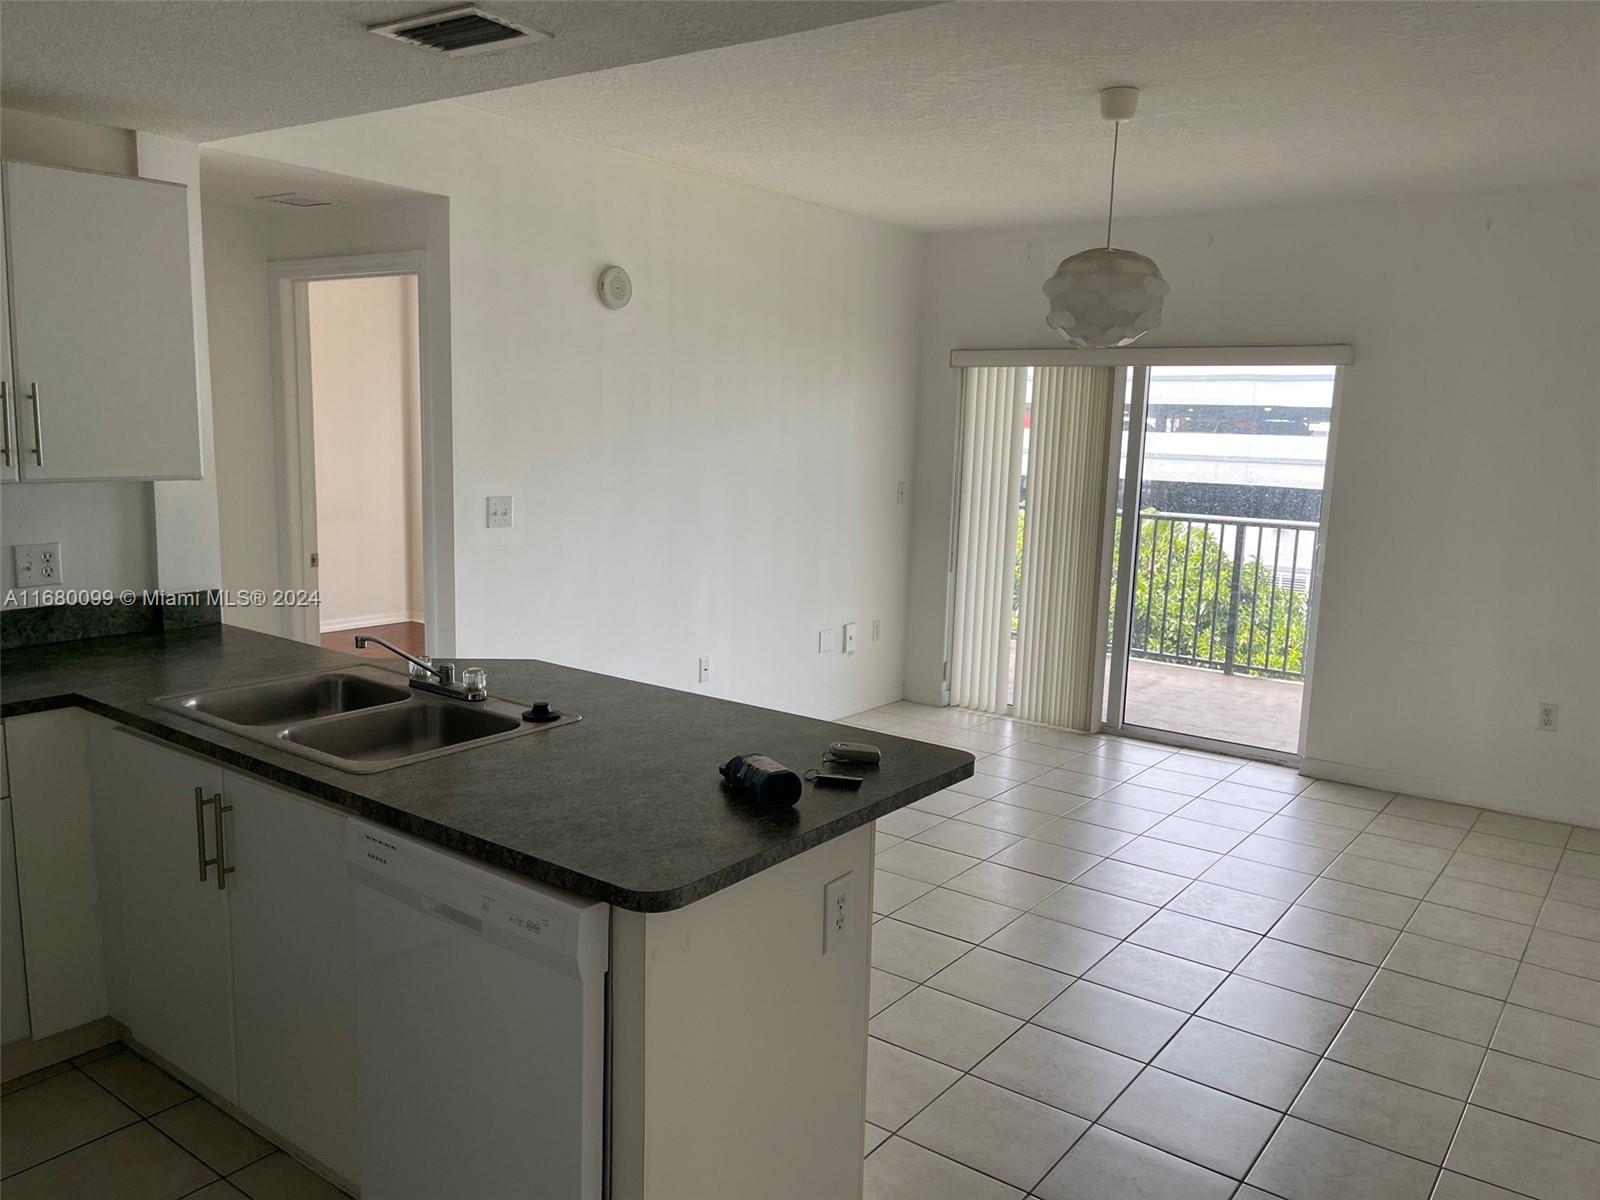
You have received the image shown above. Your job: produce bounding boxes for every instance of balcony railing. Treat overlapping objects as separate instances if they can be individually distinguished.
[1122,510,1319,681]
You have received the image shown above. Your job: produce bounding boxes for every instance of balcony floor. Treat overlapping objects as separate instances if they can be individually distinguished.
[1121,657,1303,753]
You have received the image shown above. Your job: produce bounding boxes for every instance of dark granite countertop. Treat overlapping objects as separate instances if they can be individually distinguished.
[0,626,973,911]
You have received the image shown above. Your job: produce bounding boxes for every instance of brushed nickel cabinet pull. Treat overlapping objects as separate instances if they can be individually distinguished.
[195,786,218,882]
[213,795,235,890]
[27,382,42,466]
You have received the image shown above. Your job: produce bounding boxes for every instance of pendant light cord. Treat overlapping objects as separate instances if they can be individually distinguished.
[1105,119,1120,250]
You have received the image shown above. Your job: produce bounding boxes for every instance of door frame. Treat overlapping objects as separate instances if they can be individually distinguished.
[267,251,453,651]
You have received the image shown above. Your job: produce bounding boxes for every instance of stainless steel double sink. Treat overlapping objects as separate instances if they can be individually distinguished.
[154,666,577,773]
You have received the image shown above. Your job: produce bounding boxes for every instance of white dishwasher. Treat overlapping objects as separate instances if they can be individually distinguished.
[346,820,609,1200]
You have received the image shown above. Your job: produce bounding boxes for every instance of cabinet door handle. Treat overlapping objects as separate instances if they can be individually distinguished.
[27,382,42,466]
[1,380,10,467]
[213,796,235,890]
[195,786,218,882]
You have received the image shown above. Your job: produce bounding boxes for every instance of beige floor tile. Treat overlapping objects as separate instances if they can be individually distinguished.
[901,1076,1087,1192]
[1205,780,1298,813]
[1144,815,1245,855]
[912,819,1021,860]
[1084,943,1226,1012]
[1535,897,1600,942]
[875,841,982,886]
[1523,927,1600,981]
[1347,832,1452,873]
[1507,961,1600,1026]
[988,839,1100,883]
[870,917,972,982]
[1431,1172,1527,1200]
[925,946,1072,1019]
[1356,969,1504,1045]
[865,1038,961,1129]
[1365,813,1470,849]
[1231,832,1340,874]
[1457,832,1564,870]
[1549,872,1600,908]
[1470,811,1571,848]
[1404,902,1531,960]
[1198,975,1350,1053]
[1281,796,1377,831]
[1259,814,1358,852]
[862,1135,1023,1200]
[1128,910,1260,970]
[1032,769,1119,801]
[1490,1003,1600,1080]
[1033,1125,1235,1200]
[944,861,1063,908]
[1444,1107,1600,1200]
[0,1070,139,1177]
[982,913,1118,975]
[1235,938,1376,1006]
[1289,1059,1463,1163]
[1297,878,1419,929]
[893,887,1022,944]
[1064,799,1163,834]
[951,800,1055,836]
[972,1025,1141,1120]
[1299,779,1394,811]
[870,968,918,1016]
[1383,932,1519,999]
[228,1151,350,1200]
[1386,795,1481,829]
[1247,1117,1438,1199]
[1443,853,1554,898]
[1029,817,1134,856]
[0,1061,73,1098]
[1321,852,1437,899]
[183,1182,249,1200]
[1101,1068,1279,1178]
[1109,835,1221,878]
[878,809,945,839]
[873,869,937,915]
[1269,904,1399,965]
[864,1122,892,1155]
[1031,883,1157,939]
[1179,796,1273,831]
[1425,876,1543,925]
[1470,1050,1600,1142]
[1230,763,1311,795]
[869,987,1022,1071]
[1099,783,1191,815]
[1033,980,1187,1062]
[1327,1012,1487,1100]
[1,1123,215,1200]
[1153,1016,1318,1109]
[1168,880,1289,933]
[1200,855,1316,902]
[150,1098,273,1176]
[79,1050,192,1117]
[1073,859,1188,905]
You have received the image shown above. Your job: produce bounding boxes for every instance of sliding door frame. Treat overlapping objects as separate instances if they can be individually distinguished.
[950,345,1353,764]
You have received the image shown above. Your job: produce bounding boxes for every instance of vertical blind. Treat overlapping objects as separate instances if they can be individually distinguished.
[949,364,1115,727]
[949,367,1027,713]
[1012,366,1115,728]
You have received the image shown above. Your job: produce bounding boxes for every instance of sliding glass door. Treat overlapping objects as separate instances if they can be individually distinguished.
[1105,363,1341,756]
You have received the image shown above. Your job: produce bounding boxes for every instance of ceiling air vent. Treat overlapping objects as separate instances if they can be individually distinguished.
[368,5,549,56]
[253,193,337,208]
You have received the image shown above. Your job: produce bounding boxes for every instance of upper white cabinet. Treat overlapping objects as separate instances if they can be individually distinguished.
[2,161,202,481]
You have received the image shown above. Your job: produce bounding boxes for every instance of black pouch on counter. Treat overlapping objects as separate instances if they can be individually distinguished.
[719,754,803,808]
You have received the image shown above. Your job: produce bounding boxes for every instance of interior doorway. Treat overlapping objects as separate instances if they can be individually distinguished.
[269,252,446,655]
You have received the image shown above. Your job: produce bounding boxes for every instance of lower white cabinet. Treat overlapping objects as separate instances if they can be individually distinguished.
[226,772,359,1183]
[84,725,360,1183]
[94,727,236,1100]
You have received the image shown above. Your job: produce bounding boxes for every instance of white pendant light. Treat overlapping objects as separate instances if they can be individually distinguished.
[1043,86,1169,349]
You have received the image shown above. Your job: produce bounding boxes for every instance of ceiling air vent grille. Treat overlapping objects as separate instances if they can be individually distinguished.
[369,5,549,56]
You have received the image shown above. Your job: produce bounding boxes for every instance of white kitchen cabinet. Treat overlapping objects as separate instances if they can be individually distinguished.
[97,728,235,1100]
[6,709,108,1039]
[1,795,31,1044]
[1,160,201,481]
[0,181,16,483]
[226,770,359,1184]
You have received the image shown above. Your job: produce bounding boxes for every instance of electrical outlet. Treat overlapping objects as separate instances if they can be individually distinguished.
[698,655,711,684]
[871,618,881,643]
[842,621,857,656]
[12,542,62,587]
[818,628,837,654]
[823,872,853,955]
[1537,702,1559,732]
[486,496,514,528]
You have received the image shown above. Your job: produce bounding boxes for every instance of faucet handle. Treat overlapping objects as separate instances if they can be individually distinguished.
[461,667,487,695]
[407,655,434,680]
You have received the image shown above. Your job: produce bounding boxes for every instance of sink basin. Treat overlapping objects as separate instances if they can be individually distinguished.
[171,671,411,727]
[282,699,522,764]
[154,666,579,773]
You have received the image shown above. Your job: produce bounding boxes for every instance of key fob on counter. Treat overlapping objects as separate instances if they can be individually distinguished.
[812,772,864,790]
[828,741,881,765]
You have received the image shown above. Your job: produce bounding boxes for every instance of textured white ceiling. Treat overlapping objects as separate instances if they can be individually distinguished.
[198,147,436,211]
[0,1,928,142]
[462,1,1600,230]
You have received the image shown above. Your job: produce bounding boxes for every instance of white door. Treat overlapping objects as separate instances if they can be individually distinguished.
[226,771,359,1183]
[3,161,201,481]
[0,180,17,483]
[102,729,236,1099]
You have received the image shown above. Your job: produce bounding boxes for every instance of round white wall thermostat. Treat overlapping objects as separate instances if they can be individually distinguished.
[597,265,632,309]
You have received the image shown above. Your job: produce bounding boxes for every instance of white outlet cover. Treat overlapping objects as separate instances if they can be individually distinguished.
[818,628,837,654]
[698,655,711,683]
[843,621,857,656]
[823,872,853,955]
[486,496,513,528]
[12,542,62,587]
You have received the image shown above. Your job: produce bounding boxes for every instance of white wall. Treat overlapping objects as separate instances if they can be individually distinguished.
[307,275,423,631]
[906,182,1599,824]
[213,103,922,718]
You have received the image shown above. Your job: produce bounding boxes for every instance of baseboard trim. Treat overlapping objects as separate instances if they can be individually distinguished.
[319,611,422,634]
[1300,756,1590,828]
[2,1016,124,1082]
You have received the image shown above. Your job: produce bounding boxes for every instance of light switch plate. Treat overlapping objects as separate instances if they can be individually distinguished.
[818,628,837,654]
[487,496,513,528]
[842,621,857,656]
[13,542,62,587]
